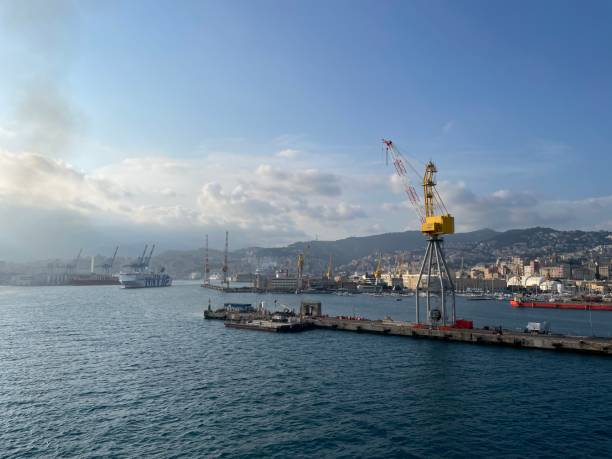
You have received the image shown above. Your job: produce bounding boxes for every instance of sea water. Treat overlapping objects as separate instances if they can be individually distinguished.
[1,283,611,457]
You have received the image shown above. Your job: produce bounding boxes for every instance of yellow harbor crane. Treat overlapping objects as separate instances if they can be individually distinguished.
[373,253,383,284]
[325,255,334,280]
[383,139,456,325]
[394,254,404,278]
[296,251,306,291]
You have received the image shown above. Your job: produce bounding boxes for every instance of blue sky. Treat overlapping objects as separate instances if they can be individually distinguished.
[0,0,611,258]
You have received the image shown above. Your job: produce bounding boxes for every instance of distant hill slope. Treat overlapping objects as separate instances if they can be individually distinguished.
[236,228,499,266]
[152,227,612,279]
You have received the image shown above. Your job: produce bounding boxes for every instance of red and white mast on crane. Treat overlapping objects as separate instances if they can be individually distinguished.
[383,139,425,224]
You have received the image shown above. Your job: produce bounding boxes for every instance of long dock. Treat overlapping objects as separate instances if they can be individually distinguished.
[207,299,612,356]
[306,317,612,355]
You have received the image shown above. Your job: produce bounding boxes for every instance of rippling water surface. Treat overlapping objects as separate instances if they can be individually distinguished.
[1,283,612,458]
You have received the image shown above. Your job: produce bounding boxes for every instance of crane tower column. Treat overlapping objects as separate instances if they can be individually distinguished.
[415,236,456,325]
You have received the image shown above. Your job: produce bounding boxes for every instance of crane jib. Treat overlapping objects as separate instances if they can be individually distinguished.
[382,139,454,236]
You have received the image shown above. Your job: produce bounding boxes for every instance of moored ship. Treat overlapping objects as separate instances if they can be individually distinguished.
[119,271,172,289]
[69,274,120,286]
[118,244,172,289]
[510,296,612,311]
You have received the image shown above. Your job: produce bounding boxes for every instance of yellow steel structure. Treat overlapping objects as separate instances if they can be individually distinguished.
[373,253,383,280]
[395,254,404,277]
[422,161,454,235]
[382,140,454,236]
[382,139,456,325]
[325,255,334,280]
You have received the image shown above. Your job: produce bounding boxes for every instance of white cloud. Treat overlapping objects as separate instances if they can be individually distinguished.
[301,202,367,221]
[388,174,405,194]
[1,145,611,260]
[254,164,342,197]
[0,150,127,214]
[0,149,375,258]
[438,181,612,232]
[0,125,16,138]
[276,148,300,159]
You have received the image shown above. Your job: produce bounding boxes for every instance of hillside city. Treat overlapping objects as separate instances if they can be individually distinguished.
[2,227,611,297]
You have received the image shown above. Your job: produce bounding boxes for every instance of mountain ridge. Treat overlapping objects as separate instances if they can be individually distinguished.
[151,227,612,278]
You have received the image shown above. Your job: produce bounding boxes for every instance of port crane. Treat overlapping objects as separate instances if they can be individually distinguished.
[395,254,404,278]
[144,244,155,268]
[136,244,148,268]
[373,253,383,285]
[325,255,334,280]
[383,139,456,325]
[101,246,119,275]
[296,243,310,290]
[65,248,83,275]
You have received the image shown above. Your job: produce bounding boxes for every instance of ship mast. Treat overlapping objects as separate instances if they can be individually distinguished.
[222,231,229,288]
[203,234,210,286]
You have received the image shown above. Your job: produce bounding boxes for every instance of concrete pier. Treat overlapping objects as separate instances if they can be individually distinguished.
[307,317,612,355]
[209,300,612,356]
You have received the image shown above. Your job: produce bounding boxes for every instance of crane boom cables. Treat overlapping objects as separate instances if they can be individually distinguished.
[383,139,425,223]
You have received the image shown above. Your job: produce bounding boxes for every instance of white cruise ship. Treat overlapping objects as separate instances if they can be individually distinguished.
[119,244,172,289]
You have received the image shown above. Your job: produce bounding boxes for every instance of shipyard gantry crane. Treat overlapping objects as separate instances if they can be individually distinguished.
[383,139,456,325]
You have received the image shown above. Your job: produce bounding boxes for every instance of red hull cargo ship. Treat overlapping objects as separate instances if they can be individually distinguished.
[510,298,612,311]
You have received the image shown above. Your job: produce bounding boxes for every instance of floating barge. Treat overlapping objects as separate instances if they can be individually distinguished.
[225,320,313,333]
[204,302,255,320]
[206,300,312,332]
